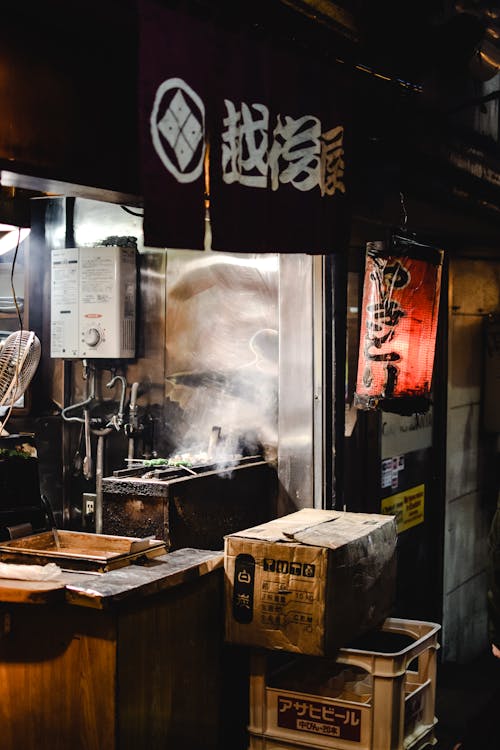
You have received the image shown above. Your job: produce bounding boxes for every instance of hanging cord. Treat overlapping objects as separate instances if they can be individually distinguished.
[10,228,24,331]
[203,139,212,251]
[0,228,25,435]
[399,192,408,233]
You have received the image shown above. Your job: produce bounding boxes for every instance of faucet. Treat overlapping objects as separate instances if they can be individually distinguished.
[106,375,127,431]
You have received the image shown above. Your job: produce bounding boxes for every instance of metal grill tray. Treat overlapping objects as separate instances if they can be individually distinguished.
[0,530,166,573]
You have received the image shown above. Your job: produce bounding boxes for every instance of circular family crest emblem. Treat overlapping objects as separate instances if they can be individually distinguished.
[150,77,205,183]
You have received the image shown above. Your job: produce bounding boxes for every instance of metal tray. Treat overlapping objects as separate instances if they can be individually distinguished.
[0,530,166,573]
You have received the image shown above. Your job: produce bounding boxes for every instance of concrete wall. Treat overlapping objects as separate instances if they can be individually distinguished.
[443,258,500,662]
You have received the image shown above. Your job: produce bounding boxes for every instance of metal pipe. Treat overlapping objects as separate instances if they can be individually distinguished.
[207,425,221,460]
[127,381,140,460]
[127,439,135,462]
[95,433,106,534]
[83,407,93,480]
[61,361,96,423]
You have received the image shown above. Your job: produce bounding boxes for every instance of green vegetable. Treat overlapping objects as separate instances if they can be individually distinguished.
[141,457,193,468]
[0,448,31,459]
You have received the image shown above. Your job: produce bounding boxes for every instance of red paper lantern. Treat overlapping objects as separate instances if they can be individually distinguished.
[354,235,443,415]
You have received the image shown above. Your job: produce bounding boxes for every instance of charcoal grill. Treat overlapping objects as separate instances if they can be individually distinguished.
[101,455,277,551]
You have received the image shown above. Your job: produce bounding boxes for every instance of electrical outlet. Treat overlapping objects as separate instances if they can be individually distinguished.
[83,493,96,516]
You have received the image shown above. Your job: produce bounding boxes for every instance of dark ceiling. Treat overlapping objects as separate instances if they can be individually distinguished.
[281,1,500,86]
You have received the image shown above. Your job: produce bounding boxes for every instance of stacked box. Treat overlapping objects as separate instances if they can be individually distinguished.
[224,509,397,656]
[248,618,440,750]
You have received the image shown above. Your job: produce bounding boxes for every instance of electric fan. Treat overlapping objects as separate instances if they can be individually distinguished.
[0,330,41,407]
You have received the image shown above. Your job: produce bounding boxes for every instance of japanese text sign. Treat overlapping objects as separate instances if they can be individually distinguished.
[139,1,351,253]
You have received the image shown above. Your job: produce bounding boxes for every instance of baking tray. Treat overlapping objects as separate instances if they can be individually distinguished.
[0,530,167,573]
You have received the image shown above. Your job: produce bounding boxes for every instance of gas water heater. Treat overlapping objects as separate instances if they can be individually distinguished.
[50,245,137,359]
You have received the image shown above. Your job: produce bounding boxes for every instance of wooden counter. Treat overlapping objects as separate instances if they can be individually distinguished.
[0,549,231,750]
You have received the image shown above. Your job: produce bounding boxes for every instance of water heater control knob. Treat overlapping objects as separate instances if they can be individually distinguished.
[84,328,101,347]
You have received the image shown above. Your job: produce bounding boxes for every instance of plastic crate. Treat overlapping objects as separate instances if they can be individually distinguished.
[248,618,440,750]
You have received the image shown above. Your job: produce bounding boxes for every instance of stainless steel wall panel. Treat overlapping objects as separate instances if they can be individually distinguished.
[277,254,315,511]
[164,249,279,461]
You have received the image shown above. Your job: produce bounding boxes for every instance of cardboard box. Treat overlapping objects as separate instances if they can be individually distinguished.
[224,509,397,656]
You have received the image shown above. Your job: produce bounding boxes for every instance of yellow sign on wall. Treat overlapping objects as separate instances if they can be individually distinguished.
[381,484,425,534]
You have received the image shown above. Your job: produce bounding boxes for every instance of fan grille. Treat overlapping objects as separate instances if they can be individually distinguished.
[0,331,42,406]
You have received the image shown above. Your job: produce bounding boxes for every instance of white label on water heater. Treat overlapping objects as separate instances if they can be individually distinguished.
[80,255,114,304]
[51,247,80,357]
[51,246,136,359]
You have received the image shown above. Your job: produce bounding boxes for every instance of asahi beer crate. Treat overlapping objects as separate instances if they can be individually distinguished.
[224,509,397,656]
[248,618,440,750]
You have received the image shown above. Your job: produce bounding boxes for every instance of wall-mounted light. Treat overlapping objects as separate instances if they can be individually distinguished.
[0,224,30,256]
[354,234,443,416]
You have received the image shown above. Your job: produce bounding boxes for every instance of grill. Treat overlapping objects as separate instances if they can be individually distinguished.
[101,455,278,551]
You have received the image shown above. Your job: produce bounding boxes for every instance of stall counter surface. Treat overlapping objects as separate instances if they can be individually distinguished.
[0,546,223,607]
